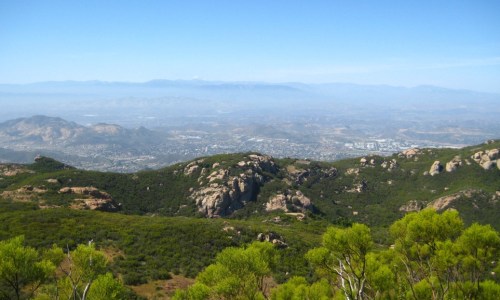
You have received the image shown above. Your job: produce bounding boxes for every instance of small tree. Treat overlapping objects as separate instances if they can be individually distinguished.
[390,208,500,300]
[173,241,278,300]
[270,276,332,300]
[35,241,126,300]
[0,236,59,300]
[60,242,108,300]
[306,223,373,300]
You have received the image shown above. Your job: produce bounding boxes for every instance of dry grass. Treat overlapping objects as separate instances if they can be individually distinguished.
[130,275,195,299]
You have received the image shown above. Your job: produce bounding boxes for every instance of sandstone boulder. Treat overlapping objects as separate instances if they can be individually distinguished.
[429,161,443,176]
[445,156,462,172]
[265,189,312,212]
[481,161,495,170]
[427,190,476,211]
[184,159,204,176]
[399,148,420,159]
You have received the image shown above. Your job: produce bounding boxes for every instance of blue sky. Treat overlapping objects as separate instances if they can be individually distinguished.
[1,0,499,92]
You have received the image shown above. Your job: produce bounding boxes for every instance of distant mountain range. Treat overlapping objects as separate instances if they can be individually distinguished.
[0,115,175,172]
[1,80,499,172]
[1,79,499,111]
[1,79,499,129]
[1,114,499,172]
[0,115,161,146]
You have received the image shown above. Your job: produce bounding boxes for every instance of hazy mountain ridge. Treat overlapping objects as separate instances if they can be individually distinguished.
[0,115,163,147]
[1,114,499,173]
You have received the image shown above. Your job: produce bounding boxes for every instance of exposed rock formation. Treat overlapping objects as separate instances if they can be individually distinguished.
[429,161,443,176]
[399,200,425,212]
[360,157,376,167]
[399,148,420,159]
[427,190,476,211]
[0,164,34,177]
[445,156,462,172]
[59,186,111,199]
[346,180,368,193]
[381,159,398,171]
[59,186,121,211]
[1,185,47,202]
[257,232,287,248]
[184,159,204,176]
[288,166,336,184]
[345,168,360,175]
[471,148,499,170]
[482,161,495,170]
[189,154,276,217]
[265,189,312,212]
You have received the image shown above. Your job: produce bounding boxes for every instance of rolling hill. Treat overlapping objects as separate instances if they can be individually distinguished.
[1,140,499,229]
[1,141,499,298]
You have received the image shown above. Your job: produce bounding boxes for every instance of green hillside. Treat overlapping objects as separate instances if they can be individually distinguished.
[1,141,499,298]
[1,141,499,229]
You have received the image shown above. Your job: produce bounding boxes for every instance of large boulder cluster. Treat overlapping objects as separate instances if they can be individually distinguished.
[265,189,312,212]
[445,156,463,172]
[399,148,421,159]
[186,154,277,217]
[471,148,499,170]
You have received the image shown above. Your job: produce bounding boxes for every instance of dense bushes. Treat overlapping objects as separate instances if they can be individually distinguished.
[175,209,500,299]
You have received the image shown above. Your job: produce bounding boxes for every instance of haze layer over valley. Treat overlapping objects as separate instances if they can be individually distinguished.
[1,80,499,172]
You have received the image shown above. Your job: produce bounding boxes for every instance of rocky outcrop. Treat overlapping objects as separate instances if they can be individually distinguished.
[399,200,425,212]
[288,166,337,184]
[191,173,262,217]
[345,168,359,175]
[189,154,277,217]
[360,157,376,167]
[257,232,287,248]
[445,156,462,172]
[59,186,111,199]
[471,149,499,170]
[381,159,398,171]
[1,185,47,202]
[59,186,121,211]
[399,148,420,159]
[427,190,476,211]
[346,180,368,193]
[265,190,312,212]
[183,159,205,176]
[71,198,121,211]
[0,164,34,177]
[429,161,443,176]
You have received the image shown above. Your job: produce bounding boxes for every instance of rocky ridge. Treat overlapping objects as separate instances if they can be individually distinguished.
[1,141,499,228]
[59,186,121,211]
[185,154,276,217]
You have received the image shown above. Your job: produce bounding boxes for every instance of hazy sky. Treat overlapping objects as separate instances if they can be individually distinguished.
[1,1,499,92]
